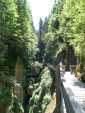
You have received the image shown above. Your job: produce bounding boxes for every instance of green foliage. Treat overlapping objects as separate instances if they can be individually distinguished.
[0,81,13,108]
[10,96,24,113]
[36,18,45,62]
[29,67,53,113]
[0,0,18,76]
[59,0,85,60]
[22,61,43,91]
[0,0,38,78]
[16,0,38,62]
[47,0,85,79]
[0,0,38,112]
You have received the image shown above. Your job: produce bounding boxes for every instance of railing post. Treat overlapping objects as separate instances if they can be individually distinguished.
[47,64,62,113]
[56,64,61,113]
[61,89,64,113]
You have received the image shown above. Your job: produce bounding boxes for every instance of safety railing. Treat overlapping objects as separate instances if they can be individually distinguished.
[47,64,85,113]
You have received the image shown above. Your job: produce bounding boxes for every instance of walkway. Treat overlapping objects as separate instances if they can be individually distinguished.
[62,72,85,112]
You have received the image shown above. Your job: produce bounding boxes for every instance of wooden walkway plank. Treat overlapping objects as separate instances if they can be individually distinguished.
[62,72,85,112]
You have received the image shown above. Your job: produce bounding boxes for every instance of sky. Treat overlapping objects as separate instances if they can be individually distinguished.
[29,0,55,30]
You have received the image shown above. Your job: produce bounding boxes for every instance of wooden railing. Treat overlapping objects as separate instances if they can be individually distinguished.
[47,64,85,113]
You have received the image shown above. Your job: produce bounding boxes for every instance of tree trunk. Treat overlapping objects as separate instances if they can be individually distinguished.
[15,56,23,102]
[15,56,23,83]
